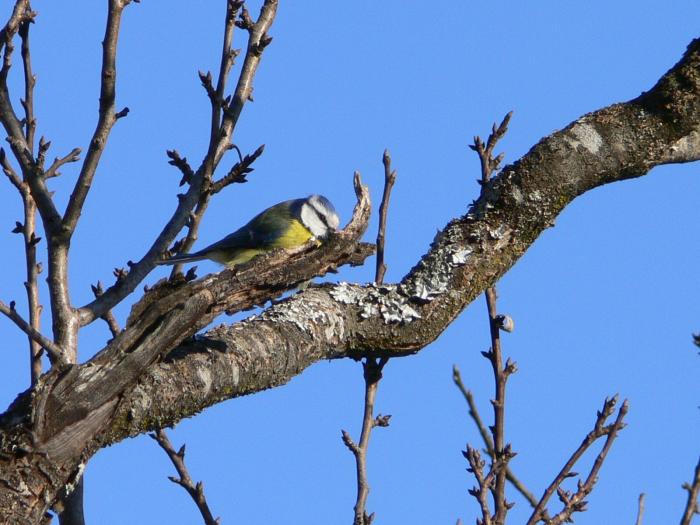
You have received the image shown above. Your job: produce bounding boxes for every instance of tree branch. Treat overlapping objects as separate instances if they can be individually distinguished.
[0,299,64,364]
[100,38,700,446]
[343,155,397,525]
[680,457,700,525]
[150,430,220,525]
[635,493,645,525]
[62,0,129,234]
[77,0,279,326]
[526,397,628,525]
[452,366,539,510]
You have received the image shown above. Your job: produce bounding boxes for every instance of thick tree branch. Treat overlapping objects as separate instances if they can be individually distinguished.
[98,38,700,444]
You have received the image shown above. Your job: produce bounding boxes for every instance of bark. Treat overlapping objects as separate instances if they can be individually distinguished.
[0,38,699,525]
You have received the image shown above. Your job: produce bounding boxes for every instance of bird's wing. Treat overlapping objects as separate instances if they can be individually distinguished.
[201,200,300,253]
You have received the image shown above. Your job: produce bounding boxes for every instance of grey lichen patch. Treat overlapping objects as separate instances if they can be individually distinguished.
[330,282,421,324]
[328,221,477,325]
[568,121,603,155]
[401,223,474,302]
[529,190,543,202]
[258,294,339,336]
[511,185,524,205]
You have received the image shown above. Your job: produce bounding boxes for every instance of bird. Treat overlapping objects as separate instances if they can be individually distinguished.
[157,195,340,267]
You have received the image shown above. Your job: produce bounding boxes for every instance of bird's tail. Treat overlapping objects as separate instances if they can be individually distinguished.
[155,252,208,265]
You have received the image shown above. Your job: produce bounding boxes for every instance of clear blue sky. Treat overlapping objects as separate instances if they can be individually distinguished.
[1,1,698,524]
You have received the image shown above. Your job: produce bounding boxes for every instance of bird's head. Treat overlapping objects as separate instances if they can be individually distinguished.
[300,194,340,240]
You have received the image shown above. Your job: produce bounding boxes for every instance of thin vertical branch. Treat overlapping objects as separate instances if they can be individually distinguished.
[483,287,513,524]
[210,0,241,145]
[342,153,397,525]
[1,146,44,382]
[680,457,700,525]
[213,0,277,166]
[169,0,243,279]
[375,149,396,284]
[635,493,645,525]
[62,0,130,233]
[18,15,42,384]
[151,430,221,525]
[342,358,390,525]
[18,17,35,152]
[468,113,515,525]
[21,190,42,382]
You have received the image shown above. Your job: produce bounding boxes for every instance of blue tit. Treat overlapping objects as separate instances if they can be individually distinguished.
[158,195,340,267]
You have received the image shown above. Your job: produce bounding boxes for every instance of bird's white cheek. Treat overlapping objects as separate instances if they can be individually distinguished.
[300,203,328,238]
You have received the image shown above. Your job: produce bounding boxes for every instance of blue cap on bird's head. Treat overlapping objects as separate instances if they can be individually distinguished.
[300,194,340,239]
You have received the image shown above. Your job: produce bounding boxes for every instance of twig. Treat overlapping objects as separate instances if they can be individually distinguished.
[0,299,64,364]
[45,147,81,179]
[526,396,628,525]
[150,429,220,525]
[342,358,390,525]
[63,0,130,233]
[483,288,515,524]
[375,149,396,285]
[680,457,700,525]
[0,1,40,174]
[90,282,120,338]
[470,112,512,186]
[209,0,242,145]
[464,445,493,525]
[214,0,278,166]
[452,365,539,510]
[210,143,264,194]
[18,15,35,152]
[1,148,43,382]
[635,493,645,525]
[166,149,196,187]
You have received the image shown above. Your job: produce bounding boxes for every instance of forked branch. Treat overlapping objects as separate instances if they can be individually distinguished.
[151,430,220,525]
[452,366,539,510]
[526,397,628,525]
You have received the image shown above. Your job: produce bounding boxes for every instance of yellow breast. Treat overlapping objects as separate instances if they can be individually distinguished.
[269,219,315,249]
